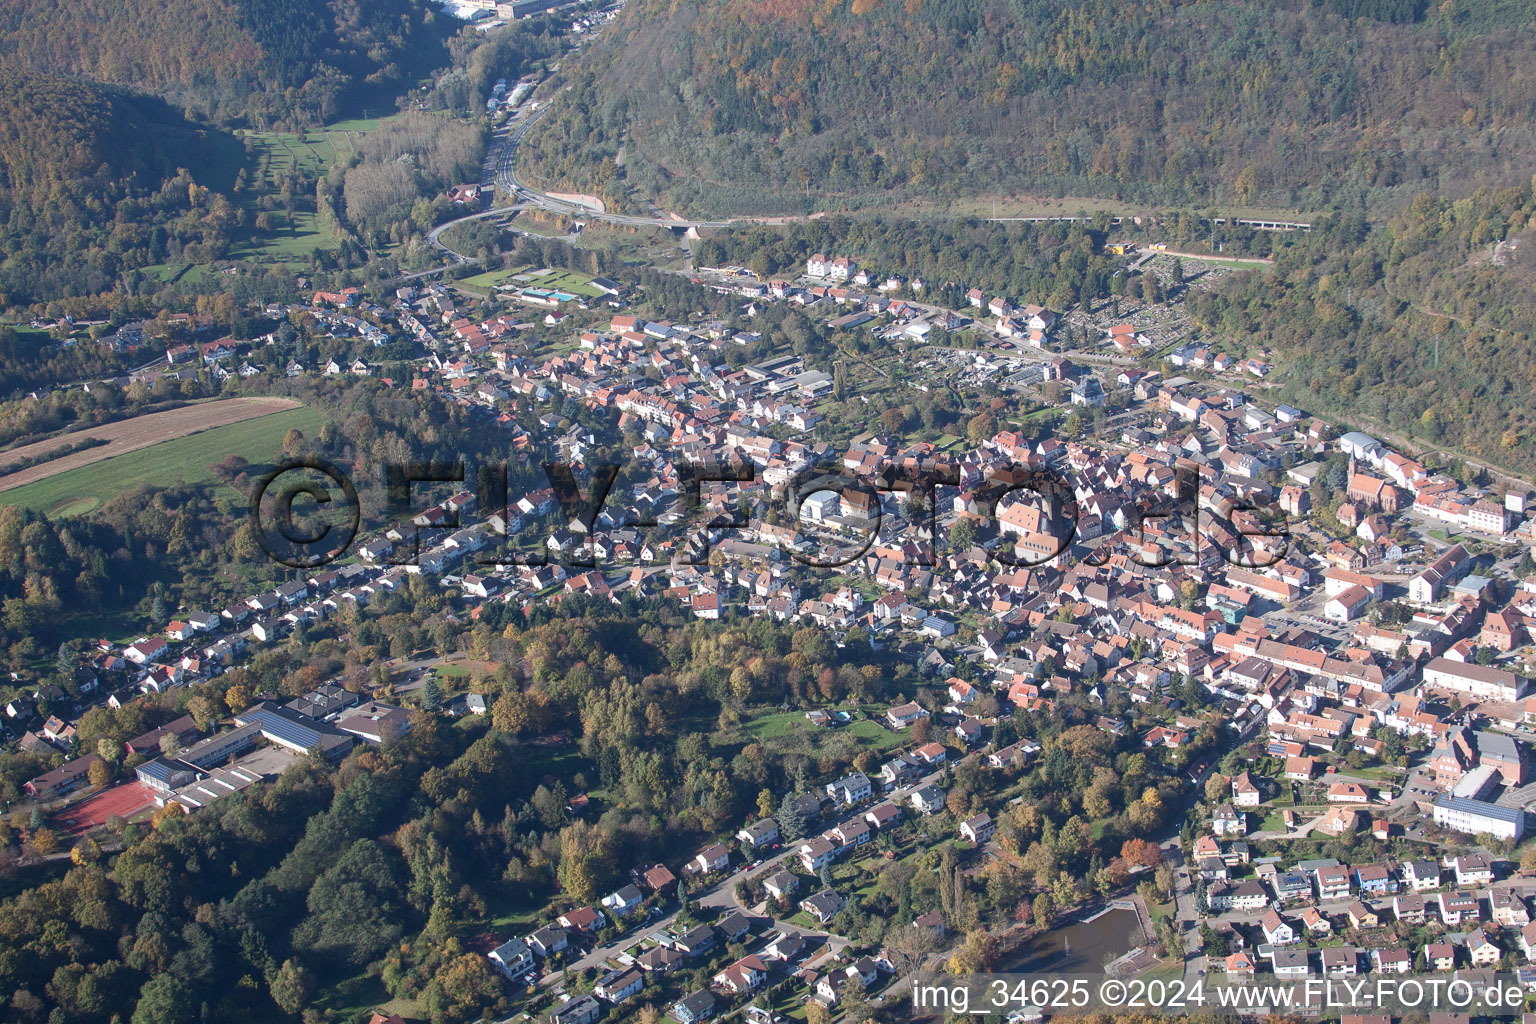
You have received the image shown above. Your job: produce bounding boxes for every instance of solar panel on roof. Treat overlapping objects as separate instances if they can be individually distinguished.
[246,708,325,749]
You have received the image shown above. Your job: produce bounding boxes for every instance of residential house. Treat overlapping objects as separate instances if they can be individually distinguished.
[1437,891,1480,926]
[1467,928,1501,967]
[690,844,731,875]
[672,925,717,959]
[736,819,780,851]
[1493,890,1531,927]
[1270,948,1311,978]
[711,955,767,995]
[960,813,995,845]
[552,996,602,1024]
[825,772,872,806]
[1232,772,1262,808]
[1212,804,1248,836]
[638,946,686,974]
[798,838,838,873]
[526,925,569,958]
[1449,854,1493,886]
[1321,947,1358,977]
[601,885,644,919]
[1260,911,1296,946]
[673,991,716,1024]
[1426,942,1456,971]
[488,937,536,980]
[1300,907,1332,936]
[909,784,946,815]
[1354,864,1394,895]
[1393,893,1427,924]
[885,702,929,729]
[1402,860,1441,892]
[763,870,800,902]
[715,911,752,944]
[1315,865,1351,902]
[594,967,644,1004]
[1346,902,1379,929]
[1519,922,1536,962]
[801,890,846,924]
[559,907,602,934]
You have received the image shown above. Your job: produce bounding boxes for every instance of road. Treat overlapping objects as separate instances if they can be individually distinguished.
[1158,706,1271,981]
[479,97,842,236]
[425,205,525,265]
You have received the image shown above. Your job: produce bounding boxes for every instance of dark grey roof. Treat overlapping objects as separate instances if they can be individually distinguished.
[1434,794,1524,824]
[675,990,715,1017]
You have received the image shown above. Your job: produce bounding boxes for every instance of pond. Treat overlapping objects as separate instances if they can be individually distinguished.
[993,907,1146,974]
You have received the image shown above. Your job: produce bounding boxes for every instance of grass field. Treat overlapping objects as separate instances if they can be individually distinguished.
[245,130,344,179]
[456,267,521,291]
[742,707,908,755]
[225,124,376,262]
[323,117,384,133]
[743,710,811,739]
[138,263,211,285]
[1175,254,1274,271]
[0,407,322,516]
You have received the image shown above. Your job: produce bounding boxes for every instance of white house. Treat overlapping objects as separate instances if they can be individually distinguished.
[489,937,536,979]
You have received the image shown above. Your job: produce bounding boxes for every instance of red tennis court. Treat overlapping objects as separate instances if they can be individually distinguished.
[51,782,157,836]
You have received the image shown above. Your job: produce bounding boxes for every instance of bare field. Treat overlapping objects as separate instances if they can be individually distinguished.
[0,397,302,492]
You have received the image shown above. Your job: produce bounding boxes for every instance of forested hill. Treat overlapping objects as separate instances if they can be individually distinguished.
[0,64,236,307]
[0,0,438,127]
[1190,185,1536,474]
[521,0,1536,216]
[0,66,166,200]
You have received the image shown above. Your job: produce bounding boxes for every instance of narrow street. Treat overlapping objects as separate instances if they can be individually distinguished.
[536,763,953,990]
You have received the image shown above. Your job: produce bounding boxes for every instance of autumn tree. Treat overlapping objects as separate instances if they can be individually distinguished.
[87,759,112,788]
[557,821,614,904]
[186,694,219,732]
[948,928,998,974]
[27,828,58,857]
[1120,838,1162,869]
[270,959,314,1016]
[885,922,942,977]
[423,952,503,1024]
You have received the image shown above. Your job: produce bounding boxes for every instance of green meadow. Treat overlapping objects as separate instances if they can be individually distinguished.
[0,407,323,516]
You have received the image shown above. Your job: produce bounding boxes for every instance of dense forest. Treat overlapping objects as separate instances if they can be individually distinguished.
[0,66,245,309]
[521,0,1536,216]
[338,114,484,246]
[0,0,441,128]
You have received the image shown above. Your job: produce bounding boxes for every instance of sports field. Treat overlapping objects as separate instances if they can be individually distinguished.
[0,403,321,516]
[52,782,157,836]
